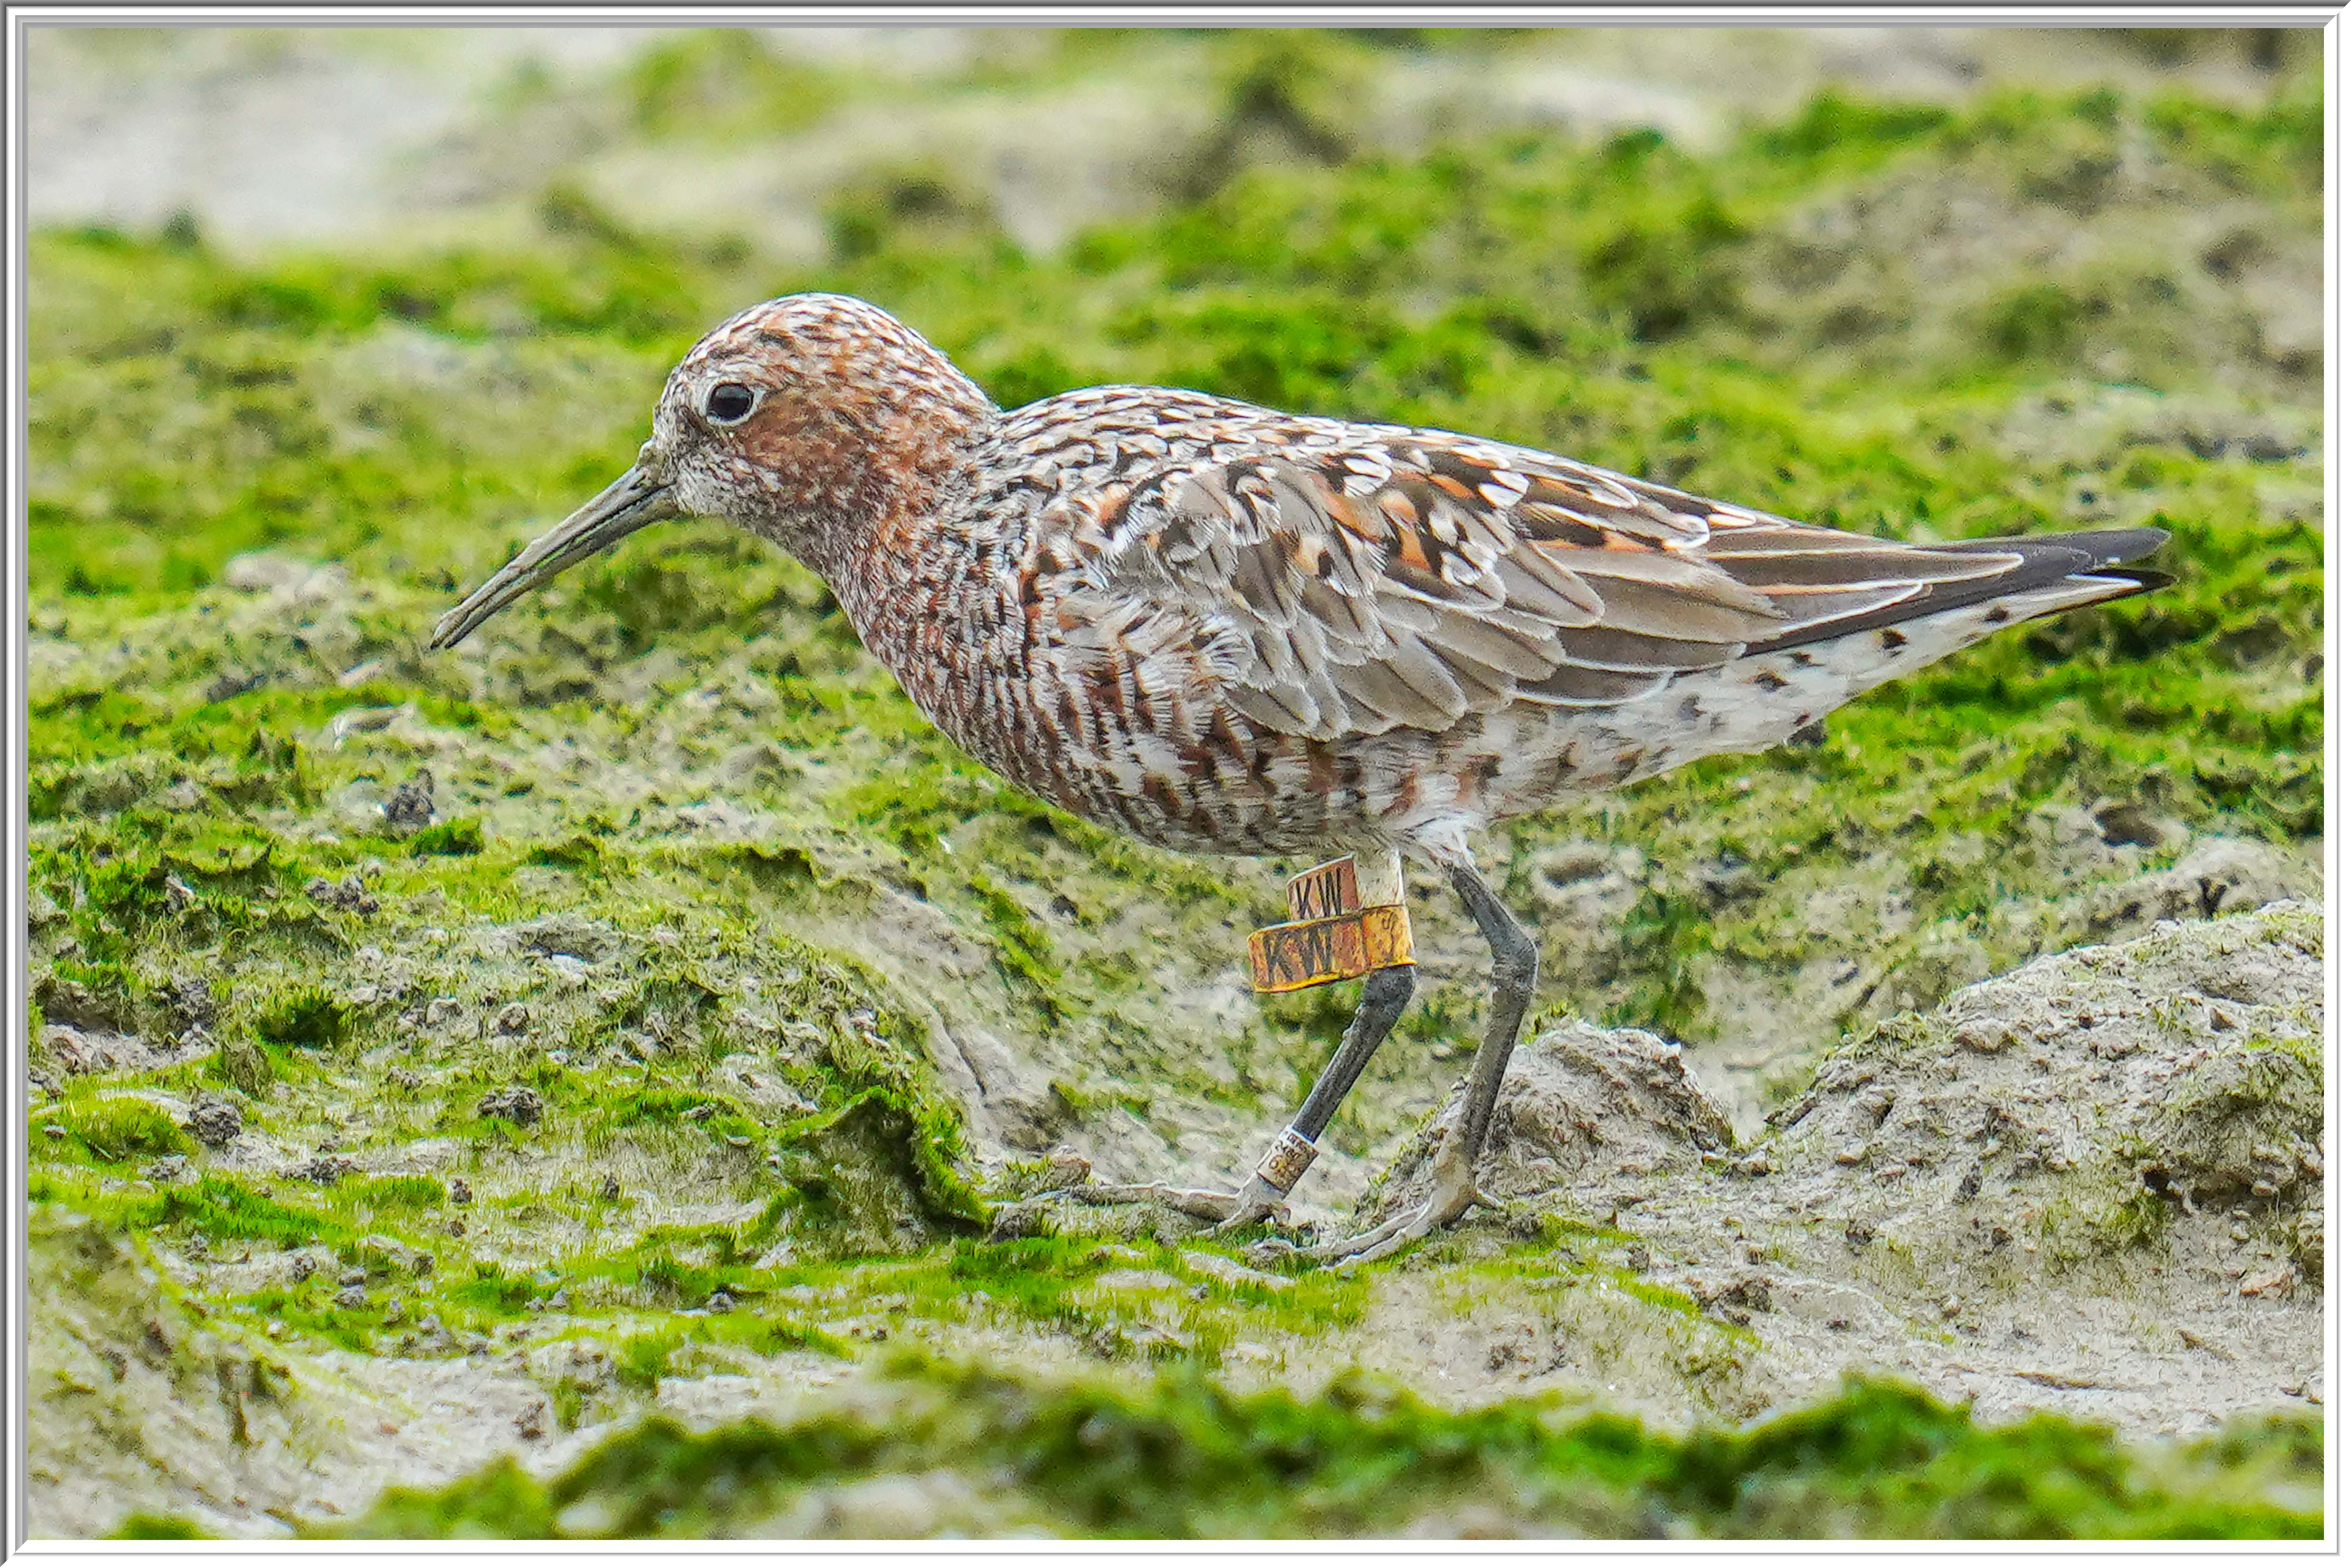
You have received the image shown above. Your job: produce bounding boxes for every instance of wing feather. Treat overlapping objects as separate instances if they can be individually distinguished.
[1060,412,2165,741]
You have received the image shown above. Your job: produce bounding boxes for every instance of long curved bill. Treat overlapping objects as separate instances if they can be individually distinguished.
[428,466,684,650]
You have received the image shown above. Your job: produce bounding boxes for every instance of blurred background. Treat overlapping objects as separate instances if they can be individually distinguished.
[27,26,2323,261]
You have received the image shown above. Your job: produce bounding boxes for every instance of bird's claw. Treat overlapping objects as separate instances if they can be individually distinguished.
[992,1177,1292,1238]
[1209,1173,1294,1234]
[988,1151,1494,1262]
[1252,1153,1491,1271]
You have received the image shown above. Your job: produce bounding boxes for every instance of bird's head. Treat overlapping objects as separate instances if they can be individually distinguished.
[429,293,994,651]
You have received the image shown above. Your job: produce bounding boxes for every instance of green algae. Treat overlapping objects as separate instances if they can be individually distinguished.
[35,1093,194,1166]
[25,43,2322,1539]
[620,30,845,142]
[111,1513,215,1540]
[307,1364,2315,1539]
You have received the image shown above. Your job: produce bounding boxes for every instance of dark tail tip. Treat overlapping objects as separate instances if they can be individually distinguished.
[2080,565,2171,604]
[2083,526,2171,569]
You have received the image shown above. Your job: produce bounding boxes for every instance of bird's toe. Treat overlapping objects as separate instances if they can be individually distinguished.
[992,1178,1290,1239]
[1208,1174,1293,1235]
[1281,1160,1487,1270]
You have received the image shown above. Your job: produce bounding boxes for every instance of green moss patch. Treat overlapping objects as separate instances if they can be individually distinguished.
[35,1094,193,1166]
[322,1365,2316,1539]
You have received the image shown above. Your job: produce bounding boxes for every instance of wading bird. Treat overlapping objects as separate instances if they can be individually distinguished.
[432,294,2165,1267]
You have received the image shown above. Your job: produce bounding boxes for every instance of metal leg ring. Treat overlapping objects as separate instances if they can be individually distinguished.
[1254,1125,1319,1196]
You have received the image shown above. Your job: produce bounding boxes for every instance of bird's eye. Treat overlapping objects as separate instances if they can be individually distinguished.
[704,382,758,425]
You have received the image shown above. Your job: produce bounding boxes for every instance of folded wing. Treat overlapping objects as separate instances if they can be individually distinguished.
[1064,427,2166,742]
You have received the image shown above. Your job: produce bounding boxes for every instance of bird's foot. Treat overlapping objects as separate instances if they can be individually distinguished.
[1064,1175,1293,1229]
[1247,1148,1498,1271]
[988,1172,1293,1241]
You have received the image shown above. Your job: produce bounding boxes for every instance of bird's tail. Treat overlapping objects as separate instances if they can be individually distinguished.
[1740,526,2170,658]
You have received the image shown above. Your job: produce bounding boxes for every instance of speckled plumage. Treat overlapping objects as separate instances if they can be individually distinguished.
[433,293,2167,1262]
[620,293,2165,869]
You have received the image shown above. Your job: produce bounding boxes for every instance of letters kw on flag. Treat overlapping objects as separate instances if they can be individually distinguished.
[1247,854,1416,994]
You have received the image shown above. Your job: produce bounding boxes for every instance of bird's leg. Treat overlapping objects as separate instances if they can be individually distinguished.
[1274,859,1536,1268]
[1210,960,1418,1229]
[998,963,1418,1235]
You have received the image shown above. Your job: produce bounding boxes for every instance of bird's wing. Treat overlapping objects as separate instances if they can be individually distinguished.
[1054,427,2144,741]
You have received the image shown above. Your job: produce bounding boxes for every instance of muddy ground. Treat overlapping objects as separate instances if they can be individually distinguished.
[28,904,2325,1536]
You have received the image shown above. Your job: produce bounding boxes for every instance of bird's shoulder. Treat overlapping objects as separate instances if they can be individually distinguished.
[989,386,1755,560]
[984,385,1369,493]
